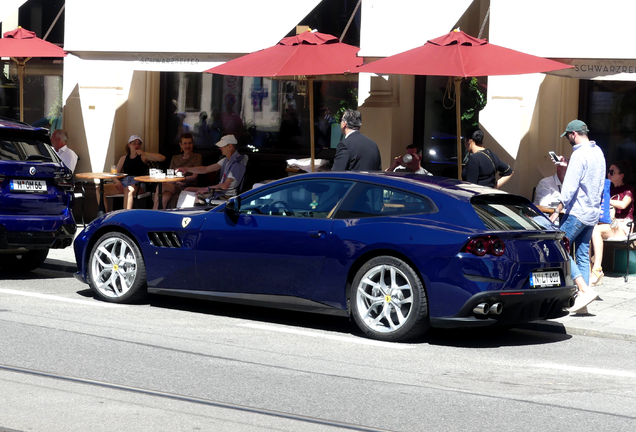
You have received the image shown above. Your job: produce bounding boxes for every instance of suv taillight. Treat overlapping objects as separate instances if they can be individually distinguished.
[54,171,74,192]
[461,236,505,257]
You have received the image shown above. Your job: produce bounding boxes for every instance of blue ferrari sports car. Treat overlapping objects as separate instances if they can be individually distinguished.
[74,172,576,342]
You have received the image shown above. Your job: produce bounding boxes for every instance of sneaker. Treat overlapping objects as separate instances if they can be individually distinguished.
[571,305,589,315]
[569,290,598,313]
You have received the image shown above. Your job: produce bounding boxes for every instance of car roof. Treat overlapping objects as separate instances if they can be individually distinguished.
[0,116,50,134]
[267,171,507,203]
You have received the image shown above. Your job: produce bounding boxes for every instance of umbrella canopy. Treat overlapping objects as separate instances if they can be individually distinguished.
[357,30,573,178]
[207,31,361,77]
[206,31,362,171]
[0,27,67,122]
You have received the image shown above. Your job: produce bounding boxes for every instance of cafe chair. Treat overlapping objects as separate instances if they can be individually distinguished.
[73,179,87,226]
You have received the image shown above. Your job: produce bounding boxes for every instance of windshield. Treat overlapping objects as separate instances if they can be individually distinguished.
[471,195,553,231]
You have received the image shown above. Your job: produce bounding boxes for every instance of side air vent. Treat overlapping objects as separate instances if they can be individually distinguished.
[149,232,182,248]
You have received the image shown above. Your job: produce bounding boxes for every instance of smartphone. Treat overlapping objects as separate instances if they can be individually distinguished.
[548,151,560,163]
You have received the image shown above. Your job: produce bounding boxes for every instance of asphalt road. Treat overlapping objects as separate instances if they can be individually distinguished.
[1,266,636,432]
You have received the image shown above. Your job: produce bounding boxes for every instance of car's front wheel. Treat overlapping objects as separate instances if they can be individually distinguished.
[351,256,429,342]
[87,232,147,303]
[0,249,49,273]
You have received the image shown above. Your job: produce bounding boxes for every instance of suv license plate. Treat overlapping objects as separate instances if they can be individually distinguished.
[10,179,47,192]
[530,271,561,288]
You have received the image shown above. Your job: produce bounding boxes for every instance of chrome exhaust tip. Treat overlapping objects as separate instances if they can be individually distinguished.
[567,296,575,309]
[489,302,503,315]
[473,303,490,316]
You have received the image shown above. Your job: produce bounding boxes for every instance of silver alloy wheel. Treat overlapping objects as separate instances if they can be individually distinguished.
[90,235,138,299]
[355,264,414,333]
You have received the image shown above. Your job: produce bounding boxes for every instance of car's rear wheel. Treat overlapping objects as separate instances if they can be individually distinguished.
[351,256,429,342]
[0,249,49,273]
[88,232,147,303]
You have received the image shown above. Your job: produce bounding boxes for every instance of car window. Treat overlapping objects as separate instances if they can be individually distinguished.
[240,179,354,218]
[471,195,551,230]
[0,138,55,162]
[335,183,437,218]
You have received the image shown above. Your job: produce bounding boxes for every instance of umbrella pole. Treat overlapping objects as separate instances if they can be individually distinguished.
[454,77,462,180]
[12,59,26,122]
[13,58,30,123]
[309,76,315,172]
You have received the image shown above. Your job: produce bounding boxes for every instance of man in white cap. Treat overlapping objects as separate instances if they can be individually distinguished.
[178,134,246,199]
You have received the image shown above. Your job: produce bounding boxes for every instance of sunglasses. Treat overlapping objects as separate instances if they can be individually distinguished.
[608,169,618,175]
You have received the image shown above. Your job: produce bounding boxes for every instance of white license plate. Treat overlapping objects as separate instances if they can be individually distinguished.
[530,271,561,288]
[10,179,47,192]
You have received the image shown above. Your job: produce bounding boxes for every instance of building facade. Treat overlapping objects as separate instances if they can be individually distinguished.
[3,0,635,213]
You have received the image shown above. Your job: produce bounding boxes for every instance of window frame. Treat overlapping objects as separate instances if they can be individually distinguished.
[238,178,355,219]
[333,181,439,219]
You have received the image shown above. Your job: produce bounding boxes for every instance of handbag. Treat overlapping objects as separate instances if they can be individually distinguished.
[610,194,619,229]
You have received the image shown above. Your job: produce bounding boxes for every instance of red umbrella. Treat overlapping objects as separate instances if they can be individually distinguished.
[0,27,67,122]
[206,31,362,171]
[357,30,573,178]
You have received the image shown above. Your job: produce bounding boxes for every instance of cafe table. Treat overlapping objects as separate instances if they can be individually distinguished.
[134,175,184,209]
[75,172,127,217]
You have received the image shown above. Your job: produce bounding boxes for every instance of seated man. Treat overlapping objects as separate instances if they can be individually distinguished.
[386,144,431,175]
[534,156,568,206]
[51,129,78,172]
[177,134,246,204]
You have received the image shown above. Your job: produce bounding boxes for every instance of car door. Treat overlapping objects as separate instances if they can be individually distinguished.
[195,179,354,298]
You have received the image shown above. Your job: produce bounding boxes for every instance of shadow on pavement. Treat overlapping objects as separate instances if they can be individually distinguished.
[73,291,570,346]
[420,326,572,347]
[0,267,76,279]
[147,293,361,336]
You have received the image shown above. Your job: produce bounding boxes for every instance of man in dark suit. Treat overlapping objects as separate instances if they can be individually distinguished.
[332,109,382,171]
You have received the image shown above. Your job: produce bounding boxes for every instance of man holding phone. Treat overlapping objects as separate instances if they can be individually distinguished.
[550,120,605,314]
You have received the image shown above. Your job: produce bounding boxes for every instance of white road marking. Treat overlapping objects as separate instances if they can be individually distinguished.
[0,288,125,308]
[535,363,636,378]
[240,323,413,349]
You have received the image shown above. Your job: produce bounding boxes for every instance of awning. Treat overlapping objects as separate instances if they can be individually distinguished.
[488,0,636,59]
[64,0,322,66]
[358,0,474,57]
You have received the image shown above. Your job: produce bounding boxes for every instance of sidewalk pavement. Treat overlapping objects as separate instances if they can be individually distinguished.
[45,238,636,342]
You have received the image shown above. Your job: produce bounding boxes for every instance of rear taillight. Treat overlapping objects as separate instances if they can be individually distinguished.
[561,236,571,254]
[54,171,74,192]
[461,236,505,257]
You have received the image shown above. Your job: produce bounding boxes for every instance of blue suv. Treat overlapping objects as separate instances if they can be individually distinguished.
[0,117,76,272]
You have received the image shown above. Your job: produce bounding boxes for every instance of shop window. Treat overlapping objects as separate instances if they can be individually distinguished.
[581,80,636,183]
[159,71,357,158]
[413,75,487,178]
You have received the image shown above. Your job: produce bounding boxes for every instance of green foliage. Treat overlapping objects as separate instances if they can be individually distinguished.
[334,87,358,123]
[460,77,487,131]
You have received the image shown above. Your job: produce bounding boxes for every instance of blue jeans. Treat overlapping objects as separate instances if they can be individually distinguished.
[560,214,594,284]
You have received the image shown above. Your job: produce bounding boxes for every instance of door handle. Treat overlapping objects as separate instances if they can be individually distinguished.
[308,230,326,238]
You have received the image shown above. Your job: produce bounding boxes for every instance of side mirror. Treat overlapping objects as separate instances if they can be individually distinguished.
[224,196,241,214]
